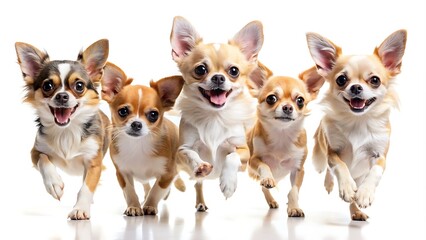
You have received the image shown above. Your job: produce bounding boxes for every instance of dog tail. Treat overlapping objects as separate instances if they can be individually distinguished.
[174,175,186,192]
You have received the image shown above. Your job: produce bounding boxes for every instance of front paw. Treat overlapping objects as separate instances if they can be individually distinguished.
[68,208,90,220]
[220,174,237,199]
[143,206,158,215]
[194,162,213,177]
[124,206,143,216]
[260,178,276,189]
[42,171,64,200]
[338,178,357,202]
[355,184,375,208]
[288,208,305,217]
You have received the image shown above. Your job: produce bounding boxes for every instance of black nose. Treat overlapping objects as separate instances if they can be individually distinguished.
[282,104,293,114]
[55,92,69,105]
[211,74,225,85]
[131,121,142,131]
[350,84,363,95]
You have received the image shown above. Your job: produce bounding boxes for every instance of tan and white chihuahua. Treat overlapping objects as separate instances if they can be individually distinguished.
[247,73,321,217]
[304,30,407,220]
[101,62,185,216]
[170,16,266,211]
[15,39,110,220]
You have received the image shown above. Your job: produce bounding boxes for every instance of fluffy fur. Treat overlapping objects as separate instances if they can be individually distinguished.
[15,39,110,220]
[303,30,407,220]
[247,74,322,217]
[170,16,267,211]
[101,62,185,216]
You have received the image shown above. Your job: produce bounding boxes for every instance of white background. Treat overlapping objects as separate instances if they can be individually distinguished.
[1,0,425,239]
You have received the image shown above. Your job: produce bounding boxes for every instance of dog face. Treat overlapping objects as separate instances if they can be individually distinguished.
[170,16,263,109]
[101,62,184,138]
[257,76,313,127]
[305,30,407,115]
[15,39,109,127]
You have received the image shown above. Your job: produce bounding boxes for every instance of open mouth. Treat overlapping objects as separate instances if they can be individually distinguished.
[274,116,295,122]
[49,105,78,126]
[199,87,232,108]
[344,97,376,113]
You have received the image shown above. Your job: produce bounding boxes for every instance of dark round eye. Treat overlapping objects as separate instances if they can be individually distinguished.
[336,75,348,87]
[118,107,129,118]
[296,96,305,109]
[42,80,54,92]
[194,64,208,76]
[369,76,381,88]
[228,66,239,78]
[266,95,278,105]
[146,110,159,123]
[74,81,85,93]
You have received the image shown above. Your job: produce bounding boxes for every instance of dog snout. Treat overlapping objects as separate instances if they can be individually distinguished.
[350,84,363,95]
[131,121,142,132]
[211,74,225,86]
[55,92,69,105]
[282,104,293,115]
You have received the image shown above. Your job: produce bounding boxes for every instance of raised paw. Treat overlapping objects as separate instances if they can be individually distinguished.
[124,206,143,216]
[194,162,213,177]
[351,210,369,221]
[220,174,237,199]
[355,184,375,208]
[196,203,208,212]
[287,208,305,217]
[338,178,357,202]
[68,208,90,220]
[260,178,276,189]
[143,206,158,215]
[42,171,64,200]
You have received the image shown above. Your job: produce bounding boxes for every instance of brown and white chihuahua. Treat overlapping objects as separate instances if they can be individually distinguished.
[304,30,407,220]
[15,39,110,220]
[170,16,266,211]
[101,62,185,216]
[247,74,321,217]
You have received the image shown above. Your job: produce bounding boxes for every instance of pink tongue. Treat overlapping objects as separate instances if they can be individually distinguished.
[54,108,72,124]
[210,92,227,105]
[350,98,366,109]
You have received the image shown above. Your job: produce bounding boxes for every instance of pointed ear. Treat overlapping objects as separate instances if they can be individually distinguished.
[15,42,50,85]
[306,32,341,77]
[150,75,184,110]
[101,62,132,102]
[170,16,202,62]
[230,20,264,62]
[247,61,273,97]
[299,66,326,100]
[374,29,407,76]
[78,39,109,83]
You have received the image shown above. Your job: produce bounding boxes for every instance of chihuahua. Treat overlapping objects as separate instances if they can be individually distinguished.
[15,39,110,220]
[170,16,266,211]
[101,62,185,216]
[304,30,407,220]
[247,74,321,217]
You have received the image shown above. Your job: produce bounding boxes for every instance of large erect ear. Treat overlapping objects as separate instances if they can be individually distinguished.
[299,66,326,100]
[170,16,202,62]
[306,32,342,77]
[78,39,109,82]
[374,29,407,76]
[15,42,50,85]
[150,75,184,110]
[101,62,132,102]
[247,61,273,97]
[230,20,264,62]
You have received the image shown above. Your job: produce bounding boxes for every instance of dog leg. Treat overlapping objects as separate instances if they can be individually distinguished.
[143,183,151,200]
[287,169,305,217]
[116,171,142,216]
[178,147,212,177]
[143,174,174,215]
[195,181,208,211]
[220,152,241,199]
[262,187,278,208]
[350,201,369,221]
[328,152,357,202]
[355,155,385,208]
[324,168,334,194]
[35,152,64,201]
[249,154,276,189]
[68,157,102,220]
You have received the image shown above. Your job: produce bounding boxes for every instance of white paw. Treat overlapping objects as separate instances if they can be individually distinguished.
[42,170,64,200]
[68,208,90,220]
[220,173,237,199]
[355,184,375,208]
[338,177,357,202]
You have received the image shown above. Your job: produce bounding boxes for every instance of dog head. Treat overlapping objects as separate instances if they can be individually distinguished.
[170,16,264,110]
[101,62,184,138]
[15,39,109,127]
[305,30,407,115]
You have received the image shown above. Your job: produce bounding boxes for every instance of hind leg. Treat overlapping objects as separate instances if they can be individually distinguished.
[262,187,278,208]
[350,201,369,221]
[195,181,208,211]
